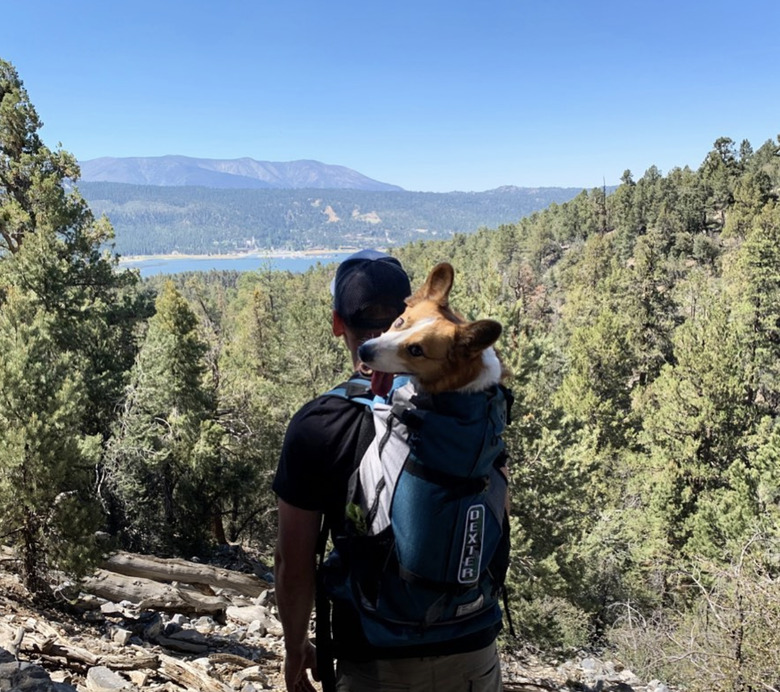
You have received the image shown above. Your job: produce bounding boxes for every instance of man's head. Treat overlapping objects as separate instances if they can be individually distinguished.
[331,249,411,362]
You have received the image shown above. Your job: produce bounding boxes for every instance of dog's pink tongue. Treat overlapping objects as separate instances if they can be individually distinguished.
[371,370,394,398]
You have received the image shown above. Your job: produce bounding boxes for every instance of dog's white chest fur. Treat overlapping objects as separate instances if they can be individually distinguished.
[455,348,502,393]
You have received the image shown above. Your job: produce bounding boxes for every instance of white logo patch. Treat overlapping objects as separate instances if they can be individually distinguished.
[458,504,485,584]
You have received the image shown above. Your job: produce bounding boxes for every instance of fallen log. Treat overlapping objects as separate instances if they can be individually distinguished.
[208,652,261,667]
[0,622,158,671]
[0,627,100,666]
[82,569,228,615]
[0,621,98,667]
[100,647,160,671]
[102,551,269,598]
[158,652,234,692]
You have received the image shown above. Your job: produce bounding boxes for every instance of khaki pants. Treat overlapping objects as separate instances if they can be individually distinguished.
[335,642,502,692]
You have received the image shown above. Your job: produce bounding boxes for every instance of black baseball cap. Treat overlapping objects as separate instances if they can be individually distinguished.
[332,249,411,329]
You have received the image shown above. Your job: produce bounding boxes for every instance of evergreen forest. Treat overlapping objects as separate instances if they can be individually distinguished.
[3,58,780,690]
[78,181,586,256]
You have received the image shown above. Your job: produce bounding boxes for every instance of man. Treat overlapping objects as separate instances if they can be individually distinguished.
[273,249,504,692]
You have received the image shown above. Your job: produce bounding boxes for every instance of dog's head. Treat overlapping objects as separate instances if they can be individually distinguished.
[358,262,504,394]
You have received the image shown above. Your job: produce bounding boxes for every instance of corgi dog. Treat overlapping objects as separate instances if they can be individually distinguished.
[358,262,506,396]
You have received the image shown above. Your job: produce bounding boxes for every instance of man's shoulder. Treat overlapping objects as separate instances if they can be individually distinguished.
[295,375,372,415]
[286,386,369,441]
[274,381,372,509]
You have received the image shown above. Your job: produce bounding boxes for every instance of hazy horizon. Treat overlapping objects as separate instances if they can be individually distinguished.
[4,0,780,193]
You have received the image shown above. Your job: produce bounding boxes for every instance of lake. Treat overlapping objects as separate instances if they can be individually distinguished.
[118,252,354,278]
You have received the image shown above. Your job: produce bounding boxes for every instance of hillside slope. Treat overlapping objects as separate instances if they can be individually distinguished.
[80,182,588,255]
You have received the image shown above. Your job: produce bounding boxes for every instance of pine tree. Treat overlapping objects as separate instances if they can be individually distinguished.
[106,281,221,554]
[0,288,101,590]
[727,202,780,413]
[699,137,741,231]
[0,59,145,589]
[638,281,757,562]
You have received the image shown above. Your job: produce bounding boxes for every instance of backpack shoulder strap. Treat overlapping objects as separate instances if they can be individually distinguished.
[316,374,376,692]
[497,384,514,425]
[323,375,376,463]
[324,374,374,403]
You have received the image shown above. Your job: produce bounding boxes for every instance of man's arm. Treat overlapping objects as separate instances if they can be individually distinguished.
[274,499,322,692]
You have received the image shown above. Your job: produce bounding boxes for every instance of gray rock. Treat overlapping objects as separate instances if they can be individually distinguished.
[99,602,124,616]
[253,589,272,607]
[155,632,209,654]
[226,605,270,625]
[1,647,78,691]
[166,628,208,645]
[85,666,132,691]
[230,665,269,687]
[108,625,132,646]
[246,619,266,637]
[169,613,189,627]
[581,657,598,671]
[162,621,182,636]
[140,612,163,640]
[648,682,669,692]
[193,615,219,634]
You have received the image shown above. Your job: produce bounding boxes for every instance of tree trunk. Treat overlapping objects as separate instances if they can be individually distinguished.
[81,569,228,615]
[102,551,269,597]
[211,511,228,545]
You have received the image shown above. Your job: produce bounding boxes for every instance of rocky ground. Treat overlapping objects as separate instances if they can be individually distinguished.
[0,548,674,692]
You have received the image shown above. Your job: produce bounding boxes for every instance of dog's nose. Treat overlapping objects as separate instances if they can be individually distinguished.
[358,342,375,363]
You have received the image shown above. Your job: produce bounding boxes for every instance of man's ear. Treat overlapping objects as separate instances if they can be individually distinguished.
[333,310,347,337]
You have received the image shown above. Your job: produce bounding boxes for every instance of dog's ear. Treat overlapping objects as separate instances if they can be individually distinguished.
[456,319,502,357]
[416,262,454,306]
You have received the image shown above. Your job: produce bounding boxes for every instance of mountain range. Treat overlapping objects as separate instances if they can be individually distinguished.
[79,156,403,192]
[76,156,593,256]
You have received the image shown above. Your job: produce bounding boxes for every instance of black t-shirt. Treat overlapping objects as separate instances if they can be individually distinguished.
[272,375,501,661]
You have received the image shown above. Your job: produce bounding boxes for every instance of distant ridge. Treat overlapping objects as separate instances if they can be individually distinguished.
[78,155,404,192]
[79,182,588,256]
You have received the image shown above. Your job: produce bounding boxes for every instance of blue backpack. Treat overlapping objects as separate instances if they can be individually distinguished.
[315,374,512,662]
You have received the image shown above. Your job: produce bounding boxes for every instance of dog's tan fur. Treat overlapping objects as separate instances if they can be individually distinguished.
[358,262,506,394]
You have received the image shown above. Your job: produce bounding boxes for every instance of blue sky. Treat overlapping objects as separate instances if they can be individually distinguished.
[3,0,779,192]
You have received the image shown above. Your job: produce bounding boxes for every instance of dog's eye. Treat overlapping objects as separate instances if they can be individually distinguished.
[394,317,405,328]
[407,344,424,357]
